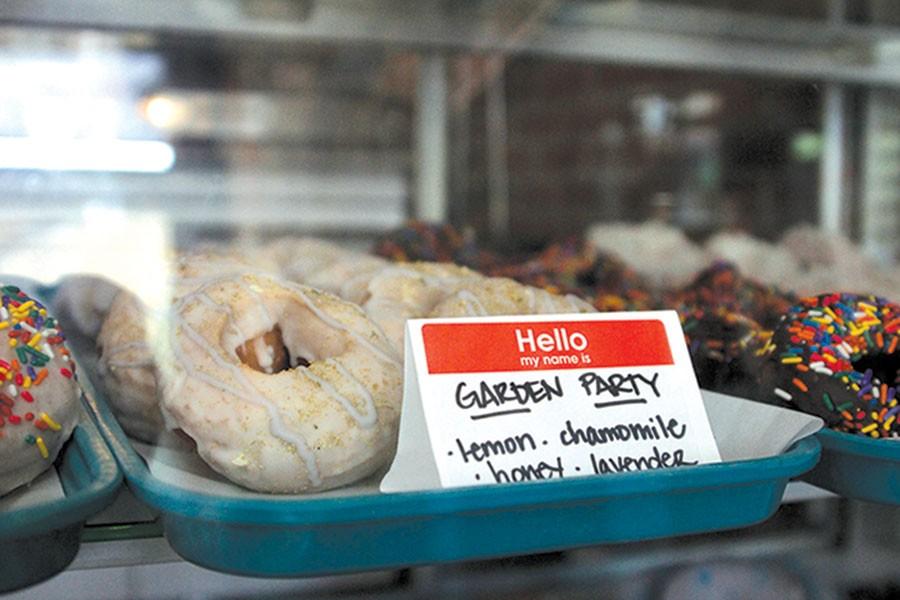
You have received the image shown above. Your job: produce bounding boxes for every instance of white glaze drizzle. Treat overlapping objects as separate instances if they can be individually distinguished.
[566,293,593,312]
[280,278,401,367]
[167,272,402,487]
[523,286,537,313]
[455,289,489,316]
[175,310,323,486]
[304,359,377,428]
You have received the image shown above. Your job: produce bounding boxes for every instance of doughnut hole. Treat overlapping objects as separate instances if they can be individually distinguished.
[236,327,291,374]
[232,299,348,374]
[852,351,900,386]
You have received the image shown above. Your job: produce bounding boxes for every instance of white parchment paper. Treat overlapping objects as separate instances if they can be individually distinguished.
[133,392,822,497]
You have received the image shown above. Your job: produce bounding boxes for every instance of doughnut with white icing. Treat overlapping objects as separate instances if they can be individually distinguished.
[430,277,596,318]
[361,262,484,353]
[96,250,275,442]
[0,284,80,496]
[160,273,402,493]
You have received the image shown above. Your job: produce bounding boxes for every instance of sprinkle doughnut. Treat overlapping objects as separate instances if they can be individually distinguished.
[430,277,596,318]
[160,273,402,493]
[373,221,496,270]
[678,304,763,398]
[96,251,278,442]
[0,284,80,495]
[675,262,795,330]
[760,293,900,437]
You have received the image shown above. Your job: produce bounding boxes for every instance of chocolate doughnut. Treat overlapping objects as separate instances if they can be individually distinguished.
[760,293,900,436]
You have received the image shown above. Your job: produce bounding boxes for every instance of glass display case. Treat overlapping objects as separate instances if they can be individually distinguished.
[2,2,900,599]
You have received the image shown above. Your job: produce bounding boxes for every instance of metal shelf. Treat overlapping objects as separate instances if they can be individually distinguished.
[5,0,900,87]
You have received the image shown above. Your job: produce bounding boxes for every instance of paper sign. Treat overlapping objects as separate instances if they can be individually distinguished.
[381,311,722,492]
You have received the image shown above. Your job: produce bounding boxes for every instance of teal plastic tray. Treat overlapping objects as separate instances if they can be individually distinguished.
[802,428,900,505]
[0,411,122,592]
[83,381,820,578]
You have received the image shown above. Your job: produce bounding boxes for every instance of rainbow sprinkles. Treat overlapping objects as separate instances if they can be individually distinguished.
[761,293,900,438]
[0,285,74,459]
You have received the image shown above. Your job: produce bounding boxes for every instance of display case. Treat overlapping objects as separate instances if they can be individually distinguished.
[2,1,900,599]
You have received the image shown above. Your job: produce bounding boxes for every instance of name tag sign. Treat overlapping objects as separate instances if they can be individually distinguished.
[380,311,721,492]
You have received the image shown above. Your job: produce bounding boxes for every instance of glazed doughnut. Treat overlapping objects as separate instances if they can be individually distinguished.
[97,250,273,442]
[430,277,595,318]
[759,293,900,437]
[264,237,351,283]
[0,284,80,495]
[303,254,390,304]
[96,291,161,442]
[160,273,402,493]
[361,262,484,353]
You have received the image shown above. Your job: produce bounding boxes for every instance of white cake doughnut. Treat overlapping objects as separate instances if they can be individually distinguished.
[303,254,390,304]
[160,273,402,493]
[0,284,80,496]
[586,221,709,289]
[95,290,161,442]
[96,250,273,442]
[264,237,353,284]
[361,262,484,353]
[430,277,596,318]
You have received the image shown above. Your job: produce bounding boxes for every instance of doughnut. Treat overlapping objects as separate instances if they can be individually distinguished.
[705,231,802,293]
[96,291,162,442]
[587,251,655,311]
[488,238,594,294]
[759,293,900,437]
[586,221,710,289]
[52,275,121,341]
[303,254,389,304]
[361,262,484,353]
[678,304,764,398]
[675,262,794,330]
[0,284,80,496]
[430,277,596,318]
[160,273,402,493]
[374,221,496,271]
[97,250,273,442]
[264,237,352,283]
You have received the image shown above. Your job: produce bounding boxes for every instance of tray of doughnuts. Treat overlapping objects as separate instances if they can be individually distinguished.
[54,244,819,578]
[82,379,820,577]
[0,280,122,593]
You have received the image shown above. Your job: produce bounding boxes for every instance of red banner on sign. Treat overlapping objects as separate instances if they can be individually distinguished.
[421,319,674,374]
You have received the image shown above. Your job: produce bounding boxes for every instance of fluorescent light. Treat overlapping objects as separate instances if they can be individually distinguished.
[142,95,188,129]
[0,137,175,173]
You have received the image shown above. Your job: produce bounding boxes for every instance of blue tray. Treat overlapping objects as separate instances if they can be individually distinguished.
[0,410,122,592]
[82,378,820,578]
[801,428,900,505]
